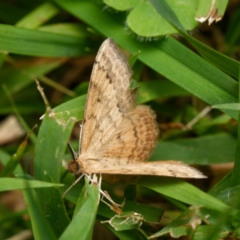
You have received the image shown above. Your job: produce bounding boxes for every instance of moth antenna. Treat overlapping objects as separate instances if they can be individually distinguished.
[68,142,78,161]
[78,123,83,155]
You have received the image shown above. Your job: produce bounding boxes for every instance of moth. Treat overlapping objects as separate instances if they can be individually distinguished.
[68,38,206,179]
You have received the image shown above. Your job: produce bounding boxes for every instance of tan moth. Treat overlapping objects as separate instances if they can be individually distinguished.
[68,38,206,179]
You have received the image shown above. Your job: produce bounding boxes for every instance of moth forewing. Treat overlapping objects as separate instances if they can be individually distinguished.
[77,160,206,178]
[68,38,206,180]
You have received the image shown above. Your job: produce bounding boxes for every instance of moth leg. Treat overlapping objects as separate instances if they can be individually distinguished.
[84,174,122,213]
[86,174,122,210]
[100,189,123,214]
[98,174,102,187]
[62,173,85,198]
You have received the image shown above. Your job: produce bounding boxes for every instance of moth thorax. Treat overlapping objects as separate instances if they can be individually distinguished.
[68,160,81,175]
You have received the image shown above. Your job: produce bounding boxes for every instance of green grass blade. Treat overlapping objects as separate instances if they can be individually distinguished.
[0,58,66,105]
[229,82,240,189]
[59,179,99,240]
[209,172,232,197]
[195,0,228,24]
[0,23,88,57]
[151,133,236,164]
[212,103,240,111]
[38,23,89,37]
[0,178,63,191]
[23,188,57,240]
[0,137,30,177]
[34,113,75,236]
[53,95,86,122]
[136,177,231,214]
[192,225,229,240]
[137,80,189,104]
[104,224,148,240]
[122,200,164,223]
[16,2,59,29]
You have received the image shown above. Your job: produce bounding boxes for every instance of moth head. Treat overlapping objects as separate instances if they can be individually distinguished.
[68,160,81,175]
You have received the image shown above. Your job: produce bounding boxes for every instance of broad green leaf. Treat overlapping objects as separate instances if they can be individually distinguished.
[104,0,198,36]
[127,0,198,37]
[195,0,228,25]
[103,0,139,11]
